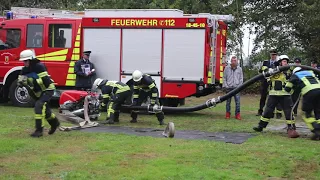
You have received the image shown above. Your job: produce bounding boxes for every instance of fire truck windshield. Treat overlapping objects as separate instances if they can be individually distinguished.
[0,28,21,50]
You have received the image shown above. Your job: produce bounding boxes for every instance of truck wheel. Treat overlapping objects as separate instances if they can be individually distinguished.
[9,79,35,107]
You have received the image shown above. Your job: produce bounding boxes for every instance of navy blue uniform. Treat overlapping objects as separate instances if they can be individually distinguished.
[74,59,95,90]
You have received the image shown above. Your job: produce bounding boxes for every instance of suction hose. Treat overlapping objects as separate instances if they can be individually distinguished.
[121,65,320,113]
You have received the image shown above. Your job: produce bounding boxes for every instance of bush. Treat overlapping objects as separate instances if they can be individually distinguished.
[241,67,261,94]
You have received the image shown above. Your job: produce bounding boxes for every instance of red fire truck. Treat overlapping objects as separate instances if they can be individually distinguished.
[0,7,233,107]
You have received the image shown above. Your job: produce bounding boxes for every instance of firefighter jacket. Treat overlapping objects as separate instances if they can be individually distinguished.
[285,70,320,96]
[74,58,95,88]
[19,61,55,98]
[268,69,291,96]
[133,74,159,104]
[100,80,130,107]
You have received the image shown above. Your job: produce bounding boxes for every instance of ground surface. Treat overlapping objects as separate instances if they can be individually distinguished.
[0,93,319,180]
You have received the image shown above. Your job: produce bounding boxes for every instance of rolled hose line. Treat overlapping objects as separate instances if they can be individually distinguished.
[120,65,320,113]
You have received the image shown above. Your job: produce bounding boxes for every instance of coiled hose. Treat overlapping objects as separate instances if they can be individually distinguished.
[121,65,320,113]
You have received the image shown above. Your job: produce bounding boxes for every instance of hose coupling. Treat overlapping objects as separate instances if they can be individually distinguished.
[148,104,163,113]
[206,96,221,108]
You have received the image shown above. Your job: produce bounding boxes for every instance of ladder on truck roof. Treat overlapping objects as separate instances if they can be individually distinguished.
[83,8,235,22]
[4,7,84,19]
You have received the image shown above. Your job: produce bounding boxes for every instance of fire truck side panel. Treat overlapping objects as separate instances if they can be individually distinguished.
[215,21,228,84]
[162,29,205,81]
[122,29,162,74]
[82,28,121,81]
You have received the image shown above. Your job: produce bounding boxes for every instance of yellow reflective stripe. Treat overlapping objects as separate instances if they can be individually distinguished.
[75,42,80,47]
[260,116,270,122]
[220,72,223,77]
[41,55,67,61]
[133,95,139,98]
[34,114,42,119]
[41,102,46,127]
[67,74,76,80]
[286,82,293,88]
[148,83,155,89]
[73,48,80,54]
[37,71,48,78]
[36,49,68,58]
[220,66,223,71]
[152,93,157,97]
[275,109,282,113]
[69,62,75,67]
[71,55,80,60]
[65,80,75,86]
[36,79,46,91]
[261,66,268,71]
[47,83,55,90]
[68,68,74,73]
[301,84,320,95]
[133,86,139,89]
[302,115,316,130]
[107,102,114,118]
[47,113,55,121]
[76,35,80,41]
[66,80,75,85]
[150,100,156,104]
[102,94,110,98]
[286,120,295,124]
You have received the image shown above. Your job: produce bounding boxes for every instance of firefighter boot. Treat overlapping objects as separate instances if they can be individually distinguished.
[48,117,60,135]
[225,112,231,119]
[30,119,43,138]
[114,111,120,123]
[156,112,165,125]
[253,120,269,132]
[310,122,320,141]
[130,111,138,123]
[287,124,300,138]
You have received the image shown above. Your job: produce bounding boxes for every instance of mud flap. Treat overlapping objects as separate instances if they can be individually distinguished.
[162,122,175,138]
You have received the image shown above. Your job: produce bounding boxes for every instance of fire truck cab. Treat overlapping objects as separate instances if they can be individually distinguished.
[0,7,233,107]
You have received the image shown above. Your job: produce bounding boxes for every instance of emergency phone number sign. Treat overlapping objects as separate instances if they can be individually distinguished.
[84,18,207,28]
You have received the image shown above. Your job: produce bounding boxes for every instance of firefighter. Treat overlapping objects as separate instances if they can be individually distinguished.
[253,55,299,138]
[256,49,283,119]
[285,67,320,140]
[130,70,165,125]
[92,78,131,124]
[17,49,60,137]
[74,51,96,90]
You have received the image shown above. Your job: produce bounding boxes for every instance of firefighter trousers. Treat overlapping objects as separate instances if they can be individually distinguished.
[301,89,320,132]
[131,90,164,123]
[34,90,59,132]
[258,82,282,115]
[258,95,294,128]
[106,90,132,122]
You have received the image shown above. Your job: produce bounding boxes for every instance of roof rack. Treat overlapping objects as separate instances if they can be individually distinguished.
[4,7,84,19]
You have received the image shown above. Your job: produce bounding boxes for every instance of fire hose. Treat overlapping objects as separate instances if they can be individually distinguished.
[120,65,320,113]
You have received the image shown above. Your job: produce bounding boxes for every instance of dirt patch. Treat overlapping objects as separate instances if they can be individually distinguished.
[292,160,319,180]
[266,123,313,136]
[77,125,255,144]
[128,152,159,159]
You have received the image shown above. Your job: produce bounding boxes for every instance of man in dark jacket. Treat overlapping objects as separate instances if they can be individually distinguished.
[74,51,95,90]
[256,49,283,118]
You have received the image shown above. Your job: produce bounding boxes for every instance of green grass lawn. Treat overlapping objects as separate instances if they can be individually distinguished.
[0,93,319,180]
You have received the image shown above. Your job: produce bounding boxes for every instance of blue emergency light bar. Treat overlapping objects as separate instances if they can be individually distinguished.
[6,11,13,20]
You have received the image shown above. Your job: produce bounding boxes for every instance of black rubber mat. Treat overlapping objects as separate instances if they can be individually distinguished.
[80,126,255,144]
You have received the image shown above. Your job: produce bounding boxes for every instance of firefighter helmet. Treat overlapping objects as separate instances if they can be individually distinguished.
[293,67,302,74]
[132,70,143,82]
[279,55,290,61]
[19,49,35,61]
[92,78,104,91]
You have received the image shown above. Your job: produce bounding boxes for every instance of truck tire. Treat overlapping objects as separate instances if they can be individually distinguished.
[9,79,35,107]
